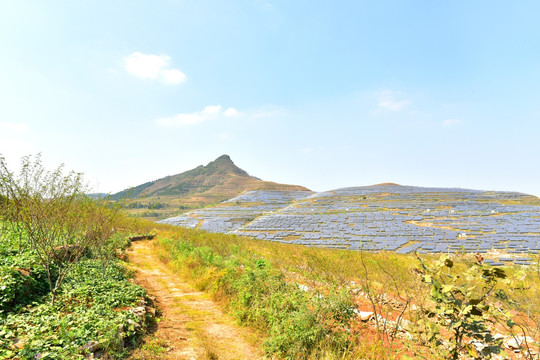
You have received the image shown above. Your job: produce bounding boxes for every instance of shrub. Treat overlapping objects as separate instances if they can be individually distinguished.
[0,155,123,304]
[0,265,49,313]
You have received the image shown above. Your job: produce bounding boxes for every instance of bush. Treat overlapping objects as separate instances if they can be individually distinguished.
[0,265,49,313]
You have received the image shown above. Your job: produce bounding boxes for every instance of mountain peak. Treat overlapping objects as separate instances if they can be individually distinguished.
[214,154,232,162]
[113,155,310,219]
[210,154,236,169]
[206,155,249,177]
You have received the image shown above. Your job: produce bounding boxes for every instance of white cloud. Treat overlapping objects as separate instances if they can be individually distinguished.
[161,69,187,84]
[0,122,29,132]
[442,119,462,127]
[377,92,410,111]
[155,105,283,127]
[224,108,241,118]
[300,147,315,153]
[156,105,224,127]
[124,52,168,79]
[123,52,186,84]
[201,105,222,116]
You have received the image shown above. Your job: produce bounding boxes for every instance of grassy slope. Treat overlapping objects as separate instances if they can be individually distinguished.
[149,223,540,359]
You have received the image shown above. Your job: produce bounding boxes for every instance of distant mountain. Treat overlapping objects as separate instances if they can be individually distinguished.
[87,193,109,199]
[114,155,310,220]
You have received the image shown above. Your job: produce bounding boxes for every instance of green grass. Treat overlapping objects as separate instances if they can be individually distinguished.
[155,233,356,359]
[152,224,540,359]
[129,338,168,359]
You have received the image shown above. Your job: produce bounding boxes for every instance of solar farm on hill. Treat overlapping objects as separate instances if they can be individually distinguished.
[160,185,540,261]
[4,155,540,359]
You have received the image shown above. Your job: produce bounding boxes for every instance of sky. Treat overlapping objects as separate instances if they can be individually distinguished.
[0,1,539,196]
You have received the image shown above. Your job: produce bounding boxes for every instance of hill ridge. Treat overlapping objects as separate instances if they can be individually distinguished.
[114,155,309,219]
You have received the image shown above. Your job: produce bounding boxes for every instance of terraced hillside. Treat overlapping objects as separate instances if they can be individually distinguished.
[113,155,309,220]
[160,189,313,232]
[160,185,540,259]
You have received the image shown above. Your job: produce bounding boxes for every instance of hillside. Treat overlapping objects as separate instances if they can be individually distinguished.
[161,184,540,256]
[113,155,310,220]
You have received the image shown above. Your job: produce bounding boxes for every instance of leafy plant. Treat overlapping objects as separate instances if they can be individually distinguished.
[414,254,508,359]
[0,258,149,360]
[0,265,49,313]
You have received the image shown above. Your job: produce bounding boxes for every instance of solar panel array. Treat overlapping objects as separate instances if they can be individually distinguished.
[159,190,313,233]
[159,186,540,257]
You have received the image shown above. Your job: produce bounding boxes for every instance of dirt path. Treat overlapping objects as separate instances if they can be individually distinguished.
[127,239,264,360]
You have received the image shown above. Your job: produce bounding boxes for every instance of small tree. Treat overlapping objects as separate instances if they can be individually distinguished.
[357,250,413,357]
[85,197,121,277]
[2,154,100,304]
[0,156,26,252]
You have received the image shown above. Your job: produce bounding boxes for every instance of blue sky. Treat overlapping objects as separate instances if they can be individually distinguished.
[1,1,539,196]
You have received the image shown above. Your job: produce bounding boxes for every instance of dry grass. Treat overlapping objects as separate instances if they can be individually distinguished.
[140,223,540,359]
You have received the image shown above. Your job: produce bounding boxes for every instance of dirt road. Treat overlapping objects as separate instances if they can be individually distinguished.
[127,239,263,360]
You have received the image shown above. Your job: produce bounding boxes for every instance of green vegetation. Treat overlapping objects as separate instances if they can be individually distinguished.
[1,155,122,304]
[156,234,355,359]
[0,155,154,359]
[415,255,508,359]
[126,201,166,210]
[0,237,149,359]
[153,226,540,359]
